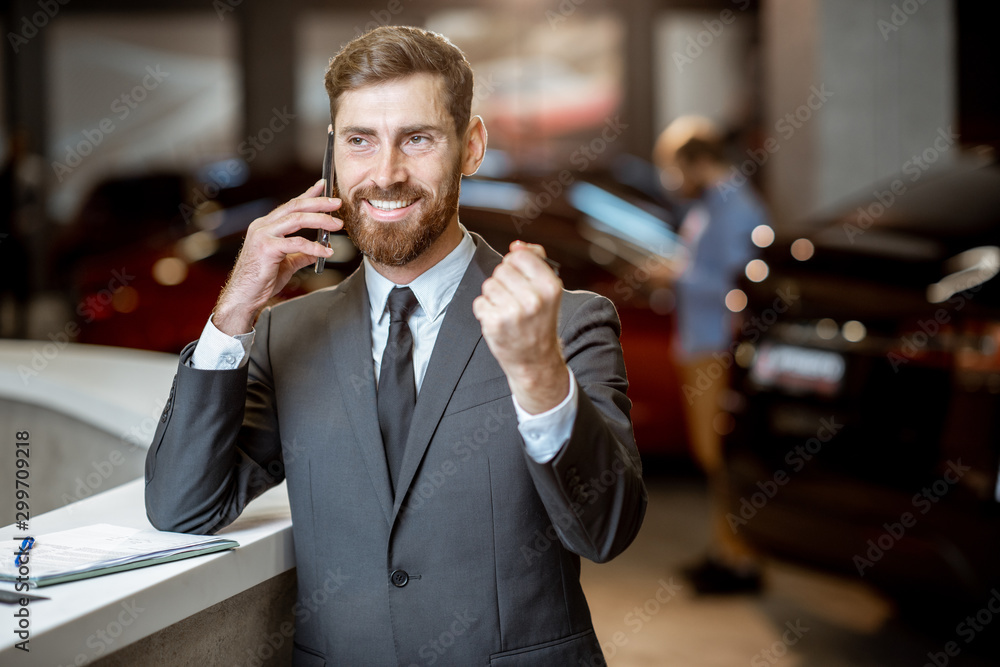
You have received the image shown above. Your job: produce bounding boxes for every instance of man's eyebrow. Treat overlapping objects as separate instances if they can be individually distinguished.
[339,125,375,138]
[398,124,449,136]
[338,124,449,138]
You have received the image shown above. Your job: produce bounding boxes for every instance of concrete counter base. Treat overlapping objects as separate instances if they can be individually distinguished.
[94,569,298,667]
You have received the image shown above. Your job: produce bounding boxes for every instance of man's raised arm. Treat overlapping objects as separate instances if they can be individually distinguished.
[144,181,342,534]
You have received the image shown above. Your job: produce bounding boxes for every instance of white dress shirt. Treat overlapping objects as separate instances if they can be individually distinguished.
[190,225,577,463]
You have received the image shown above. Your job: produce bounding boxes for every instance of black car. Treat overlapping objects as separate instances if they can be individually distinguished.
[724,157,1000,610]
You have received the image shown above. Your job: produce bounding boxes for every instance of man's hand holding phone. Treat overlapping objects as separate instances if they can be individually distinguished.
[212,180,342,336]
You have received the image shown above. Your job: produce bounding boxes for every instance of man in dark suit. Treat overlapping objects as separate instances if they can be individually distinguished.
[145,25,646,666]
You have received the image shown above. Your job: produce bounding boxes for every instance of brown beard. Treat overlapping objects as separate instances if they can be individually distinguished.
[338,163,462,267]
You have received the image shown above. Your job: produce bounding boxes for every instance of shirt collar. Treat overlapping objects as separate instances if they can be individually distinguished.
[365,223,477,325]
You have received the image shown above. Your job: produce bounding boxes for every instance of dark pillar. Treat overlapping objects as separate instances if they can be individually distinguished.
[239,0,299,173]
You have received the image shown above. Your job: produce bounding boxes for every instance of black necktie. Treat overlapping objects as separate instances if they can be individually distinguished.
[378,286,419,495]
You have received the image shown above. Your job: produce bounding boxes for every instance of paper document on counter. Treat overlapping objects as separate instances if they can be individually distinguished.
[0,523,238,587]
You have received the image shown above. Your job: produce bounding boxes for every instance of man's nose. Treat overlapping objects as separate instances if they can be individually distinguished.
[371,145,407,190]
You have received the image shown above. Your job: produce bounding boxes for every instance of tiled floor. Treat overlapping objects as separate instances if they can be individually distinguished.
[580,476,999,666]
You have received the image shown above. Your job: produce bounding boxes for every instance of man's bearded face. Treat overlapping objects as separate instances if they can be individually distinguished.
[337,158,462,267]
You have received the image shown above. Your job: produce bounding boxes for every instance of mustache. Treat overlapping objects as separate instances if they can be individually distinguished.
[350,183,427,204]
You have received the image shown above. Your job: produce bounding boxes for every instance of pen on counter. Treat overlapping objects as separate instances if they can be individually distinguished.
[14,536,33,567]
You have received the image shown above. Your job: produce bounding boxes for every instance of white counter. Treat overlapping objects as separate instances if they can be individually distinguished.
[0,340,179,445]
[0,341,295,664]
[0,478,293,665]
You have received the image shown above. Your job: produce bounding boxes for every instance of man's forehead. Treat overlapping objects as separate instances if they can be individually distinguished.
[335,72,452,132]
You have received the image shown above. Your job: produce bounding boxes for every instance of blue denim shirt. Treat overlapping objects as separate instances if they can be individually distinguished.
[674,177,768,359]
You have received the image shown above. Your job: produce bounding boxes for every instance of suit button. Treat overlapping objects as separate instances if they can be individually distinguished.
[390,569,409,587]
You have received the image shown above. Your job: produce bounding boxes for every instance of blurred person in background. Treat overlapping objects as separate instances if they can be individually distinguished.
[655,115,768,594]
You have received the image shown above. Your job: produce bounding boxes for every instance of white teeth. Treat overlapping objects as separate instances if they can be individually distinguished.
[368,199,415,211]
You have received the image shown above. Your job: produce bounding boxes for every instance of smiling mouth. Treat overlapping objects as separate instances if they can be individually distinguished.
[367,198,418,211]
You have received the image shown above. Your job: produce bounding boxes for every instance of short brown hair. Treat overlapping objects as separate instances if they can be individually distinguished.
[654,115,726,167]
[324,26,475,138]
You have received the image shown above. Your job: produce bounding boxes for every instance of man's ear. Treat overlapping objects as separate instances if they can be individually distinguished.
[460,115,488,176]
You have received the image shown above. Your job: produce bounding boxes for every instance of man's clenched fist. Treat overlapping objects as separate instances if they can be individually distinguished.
[472,240,570,414]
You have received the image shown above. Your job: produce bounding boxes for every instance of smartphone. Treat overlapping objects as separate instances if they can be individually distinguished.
[314,127,336,274]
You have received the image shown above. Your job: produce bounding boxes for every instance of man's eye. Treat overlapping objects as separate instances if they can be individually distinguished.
[349,137,365,146]
[410,136,426,144]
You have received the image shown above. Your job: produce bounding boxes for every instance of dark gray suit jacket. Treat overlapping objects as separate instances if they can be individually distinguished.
[144,233,647,666]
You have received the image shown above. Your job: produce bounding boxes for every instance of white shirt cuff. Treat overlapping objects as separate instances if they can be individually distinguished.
[513,368,578,464]
[189,315,255,370]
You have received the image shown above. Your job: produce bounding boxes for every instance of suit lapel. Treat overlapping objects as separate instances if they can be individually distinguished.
[391,234,502,521]
[331,268,395,524]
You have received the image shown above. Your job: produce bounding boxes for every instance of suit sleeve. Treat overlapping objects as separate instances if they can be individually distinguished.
[519,293,647,563]
[144,307,284,535]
